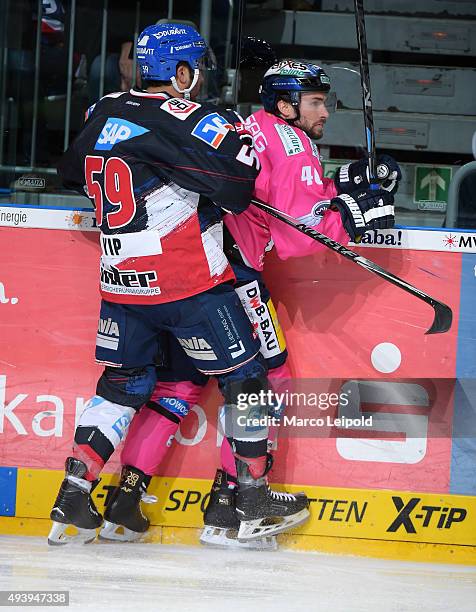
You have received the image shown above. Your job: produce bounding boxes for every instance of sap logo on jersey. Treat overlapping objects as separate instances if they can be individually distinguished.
[160,98,201,120]
[192,113,233,149]
[95,118,149,151]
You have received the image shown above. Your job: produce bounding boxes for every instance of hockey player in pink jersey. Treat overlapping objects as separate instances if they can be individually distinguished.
[99,60,400,547]
[226,60,399,271]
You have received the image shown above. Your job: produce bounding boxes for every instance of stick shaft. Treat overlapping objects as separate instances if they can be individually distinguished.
[231,0,246,108]
[354,0,377,182]
[251,198,452,334]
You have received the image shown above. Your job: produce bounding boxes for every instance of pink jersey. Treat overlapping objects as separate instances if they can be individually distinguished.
[225,109,349,270]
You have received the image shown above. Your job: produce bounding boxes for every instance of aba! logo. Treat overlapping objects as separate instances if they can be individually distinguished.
[191,113,233,149]
[95,118,149,150]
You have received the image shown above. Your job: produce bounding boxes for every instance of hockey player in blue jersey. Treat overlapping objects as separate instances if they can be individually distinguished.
[48,23,310,546]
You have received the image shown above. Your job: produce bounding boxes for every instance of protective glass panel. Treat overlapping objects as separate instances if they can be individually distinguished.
[0,1,474,228]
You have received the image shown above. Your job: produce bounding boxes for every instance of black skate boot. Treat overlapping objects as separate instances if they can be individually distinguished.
[48,457,103,545]
[200,469,277,550]
[235,458,310,542]
[99,465,156,542]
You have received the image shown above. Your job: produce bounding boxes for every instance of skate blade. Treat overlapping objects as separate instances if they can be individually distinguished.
[47,521,98,546]
[200,526,278,551]
[98,520,144,543]
[237,507,310,542]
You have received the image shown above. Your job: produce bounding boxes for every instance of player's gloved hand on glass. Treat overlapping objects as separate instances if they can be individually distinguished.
[331,188,395,242]
[334,155,402,195]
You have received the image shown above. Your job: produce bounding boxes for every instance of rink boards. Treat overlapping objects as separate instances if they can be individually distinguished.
[1,469,475,564]
[1,205,476,563]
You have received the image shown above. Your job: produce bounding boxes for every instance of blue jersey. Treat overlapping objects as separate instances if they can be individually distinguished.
[58,89,259,305]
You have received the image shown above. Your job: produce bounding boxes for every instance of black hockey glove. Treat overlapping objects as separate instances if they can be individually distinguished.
[334,155,402,195]
[331,188,395,242]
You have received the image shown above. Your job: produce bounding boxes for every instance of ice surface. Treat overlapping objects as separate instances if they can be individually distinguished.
[0,536,475,612]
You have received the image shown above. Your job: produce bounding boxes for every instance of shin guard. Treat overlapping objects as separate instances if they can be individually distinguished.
[73,396,135,480]
[218,361,290,479]
[120,381,203,475]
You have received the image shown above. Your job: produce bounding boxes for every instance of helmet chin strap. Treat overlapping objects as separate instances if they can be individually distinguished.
[171,68,200,100]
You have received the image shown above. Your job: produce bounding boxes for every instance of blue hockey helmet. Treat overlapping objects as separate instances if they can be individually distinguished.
[136,23,215,95]
[260,60,332,114]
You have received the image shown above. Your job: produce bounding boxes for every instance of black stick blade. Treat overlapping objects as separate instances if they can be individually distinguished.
[426,302,453,335]
[251,198,454,336]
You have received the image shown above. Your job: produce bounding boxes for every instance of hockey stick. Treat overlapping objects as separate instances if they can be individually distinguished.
[251,198,453,335]
[354,0,378,187]
[231,0,246,107]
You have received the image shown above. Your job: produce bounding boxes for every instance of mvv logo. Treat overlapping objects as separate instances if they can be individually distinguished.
[386,496,467,533]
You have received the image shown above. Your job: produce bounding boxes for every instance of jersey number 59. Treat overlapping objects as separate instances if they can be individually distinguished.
[85,155,137,229]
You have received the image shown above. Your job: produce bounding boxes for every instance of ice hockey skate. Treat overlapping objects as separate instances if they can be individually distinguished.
[99,466,157,542]
[48,457,103,545]
[234,460,310,542]
[200,470,277,550]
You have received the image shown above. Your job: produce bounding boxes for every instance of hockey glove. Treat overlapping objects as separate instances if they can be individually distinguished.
[335,155,402,195]
[331,188,395,242]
